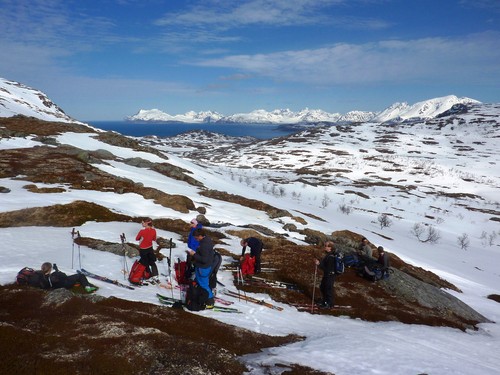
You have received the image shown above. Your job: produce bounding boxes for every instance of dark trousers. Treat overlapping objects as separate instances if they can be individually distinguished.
[63,274,91,288]
[320,274,335,306]
[252,251,262,274]
[139,247,159,277]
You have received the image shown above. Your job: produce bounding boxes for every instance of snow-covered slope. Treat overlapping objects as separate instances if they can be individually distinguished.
[0,77,78,123]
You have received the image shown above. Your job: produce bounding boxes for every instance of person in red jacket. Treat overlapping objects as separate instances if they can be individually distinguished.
[136,217,159,284]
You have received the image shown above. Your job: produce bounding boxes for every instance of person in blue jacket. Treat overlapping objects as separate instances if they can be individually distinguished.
[186,228,215,308]
[186,218,203,280]
[187,218,202,251]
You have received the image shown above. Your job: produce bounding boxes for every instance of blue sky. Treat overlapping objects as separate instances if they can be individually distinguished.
[1,0,499,120]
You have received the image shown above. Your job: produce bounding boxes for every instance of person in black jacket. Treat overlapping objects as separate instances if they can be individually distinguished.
[314,241,337,308]
[240,237,264,274]
[39,262,97,293]
[377,246,390,279]
[186,228,215,308]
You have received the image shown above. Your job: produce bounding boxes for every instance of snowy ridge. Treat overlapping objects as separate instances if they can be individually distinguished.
[127,95,479,124]
[372,95,480,122]
[0,78,79,123]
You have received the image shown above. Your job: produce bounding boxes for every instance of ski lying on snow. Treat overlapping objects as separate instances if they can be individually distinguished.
[222,289,283,311]
[248,276,301,291]
[78,269,135,290]
[291,303,353,311]
[233,274,301,291]
[156,293,240,313]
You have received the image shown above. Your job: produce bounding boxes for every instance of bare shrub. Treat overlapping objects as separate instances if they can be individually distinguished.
[457,233,470,250]
[481,231,498,247]
[377,213,393,230]
[321,193,331,208]
[411,223,441,244]
[338,203,352,215]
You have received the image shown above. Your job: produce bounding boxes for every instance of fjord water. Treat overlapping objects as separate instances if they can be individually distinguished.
[88,121,299,139]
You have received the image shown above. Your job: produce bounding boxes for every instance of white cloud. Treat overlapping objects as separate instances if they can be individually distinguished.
[154,0,390,30]
[194,32,500,85]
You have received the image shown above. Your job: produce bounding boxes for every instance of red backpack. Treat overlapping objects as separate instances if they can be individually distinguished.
[240,254,255,276]
[16,267,42,287]
[128,260,151,285]
[174,260,190,285]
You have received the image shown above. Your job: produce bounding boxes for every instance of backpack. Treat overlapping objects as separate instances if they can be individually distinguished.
[174,260,190,285]
[185,281,208,311]
[343,254,360,267]
[361,265,383,282]
[335,254,345,274]
[240,254,255,275]
[209,251,222,290]
[16,267,41,287]
[128,260,150,285]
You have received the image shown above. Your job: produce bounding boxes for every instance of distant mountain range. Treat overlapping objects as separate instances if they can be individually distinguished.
[0,76,481,124]
[127,95,480,125]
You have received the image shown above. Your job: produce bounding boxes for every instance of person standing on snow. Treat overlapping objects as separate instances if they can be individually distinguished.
[185,218,203,280]
[186,228,215,308]
[240,237,264,274]
[314,241,337,309]
[135,217,159,284]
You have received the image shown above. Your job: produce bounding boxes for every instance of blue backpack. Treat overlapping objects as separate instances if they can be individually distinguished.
[335,254,345,274]
[343,254,360,267]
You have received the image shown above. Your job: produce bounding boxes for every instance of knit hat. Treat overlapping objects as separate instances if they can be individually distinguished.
[190,219,198,225]
[377,246,384,252]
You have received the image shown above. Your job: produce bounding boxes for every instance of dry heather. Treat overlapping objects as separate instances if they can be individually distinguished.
[1,285,313,375]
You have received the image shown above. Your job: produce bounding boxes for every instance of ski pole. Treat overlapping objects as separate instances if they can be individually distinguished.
[71,228,76,269]
[169,238,173,298]
[121,233,128,280]
[77,231,82,270]
[311,264,318,313]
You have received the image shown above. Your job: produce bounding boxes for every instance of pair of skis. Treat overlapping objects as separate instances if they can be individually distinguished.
[290,302,352,313]
[221,289,284,311]
[156,293,240,313]
[78,269,135,290]
[234,274,301,291]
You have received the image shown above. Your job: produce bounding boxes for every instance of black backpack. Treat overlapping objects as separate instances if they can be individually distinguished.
[16,267,41,287]
[185,281,208,311]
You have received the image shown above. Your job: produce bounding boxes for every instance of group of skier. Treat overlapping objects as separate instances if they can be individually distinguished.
[25,216,389,313]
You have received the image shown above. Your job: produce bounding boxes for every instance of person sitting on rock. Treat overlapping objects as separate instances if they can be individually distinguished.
[358,237,373,260]
[376,247,390,279]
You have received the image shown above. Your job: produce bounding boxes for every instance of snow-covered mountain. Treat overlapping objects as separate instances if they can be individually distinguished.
[0,77,481,126]
[0,78,79,123]
[127,107,378,124]
[126,109,224,123]
[127,95,479,124]
[372,95,480,123]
